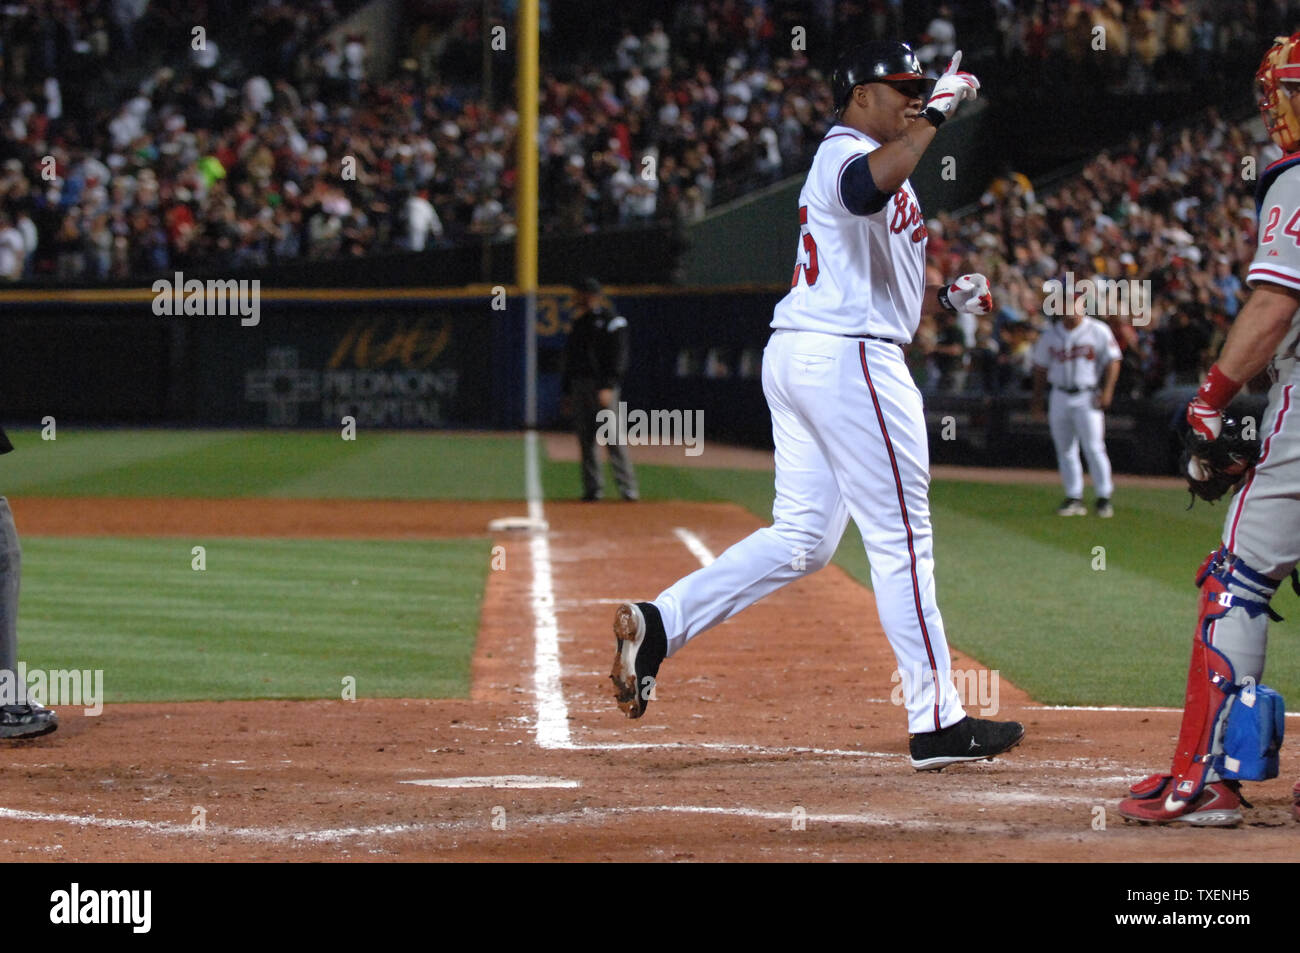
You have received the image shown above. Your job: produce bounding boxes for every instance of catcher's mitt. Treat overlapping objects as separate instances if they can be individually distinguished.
[1181,415,1260,505]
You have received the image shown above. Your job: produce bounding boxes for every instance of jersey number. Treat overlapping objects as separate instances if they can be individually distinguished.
[1261,205,1300,246]
[791,205,819,287]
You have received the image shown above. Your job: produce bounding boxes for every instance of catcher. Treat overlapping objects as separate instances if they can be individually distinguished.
[1119,32,1300,826]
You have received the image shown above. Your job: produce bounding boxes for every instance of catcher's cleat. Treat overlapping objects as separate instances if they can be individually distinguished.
[0,702,58,740]
[909,715,1025,771]
[610,602,667,719]
[1096,498,1114,518]
[1056,498,1087,517]
[1118,773,1245,827]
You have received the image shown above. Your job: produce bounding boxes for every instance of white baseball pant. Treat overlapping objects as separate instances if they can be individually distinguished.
[653,330,966,733]
[1048,388,1113,499]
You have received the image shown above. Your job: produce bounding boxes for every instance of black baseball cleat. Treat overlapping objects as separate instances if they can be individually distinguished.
[610,602,667,719]
[909,715,1025,771]
[0,702,58,740]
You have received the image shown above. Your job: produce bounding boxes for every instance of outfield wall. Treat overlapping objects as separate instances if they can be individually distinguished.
[0,285,1251,474]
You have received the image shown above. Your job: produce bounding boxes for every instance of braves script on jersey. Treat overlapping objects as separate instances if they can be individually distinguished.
[771,127,927,341]
[1032,317,1122,390]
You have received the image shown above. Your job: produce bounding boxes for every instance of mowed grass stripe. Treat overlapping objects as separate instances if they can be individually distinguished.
[0,430,527,500]
[272,433,527,499]
[926,479,1227,591]
[1,430,246,495]
[18,537,490,702]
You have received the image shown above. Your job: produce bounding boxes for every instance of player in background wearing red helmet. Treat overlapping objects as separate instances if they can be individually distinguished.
[1119,34,1300,826]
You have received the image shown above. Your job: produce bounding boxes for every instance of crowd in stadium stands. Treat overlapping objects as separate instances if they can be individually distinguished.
[988,0,1268,94]
[910,108,1268,400]
[0,0,1286,411]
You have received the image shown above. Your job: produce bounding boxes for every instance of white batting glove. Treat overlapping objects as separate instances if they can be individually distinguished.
[925,51,980,120]
[941,273,994,315]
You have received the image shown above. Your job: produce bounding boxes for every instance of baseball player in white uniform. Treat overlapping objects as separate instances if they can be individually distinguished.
[609,42,1025,771]
[1120,32,1300,826]
[1031,303,1123,517]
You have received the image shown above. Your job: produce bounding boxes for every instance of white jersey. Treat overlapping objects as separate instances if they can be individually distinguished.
[771,126,928,342]
[1031,317,1121,390]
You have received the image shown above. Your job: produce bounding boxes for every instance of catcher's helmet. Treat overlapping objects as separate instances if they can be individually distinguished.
[1257,32,1300,152]
[832,41,931,114]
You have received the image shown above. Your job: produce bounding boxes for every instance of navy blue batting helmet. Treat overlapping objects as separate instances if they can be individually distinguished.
[832,41,931,113]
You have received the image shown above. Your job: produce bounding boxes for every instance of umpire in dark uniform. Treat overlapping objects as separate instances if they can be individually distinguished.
[561,278,639,501]
[0,425,58,737]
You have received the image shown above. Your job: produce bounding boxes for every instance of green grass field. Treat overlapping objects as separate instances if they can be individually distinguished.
[19,536,489,702]
[3,428,1296,707]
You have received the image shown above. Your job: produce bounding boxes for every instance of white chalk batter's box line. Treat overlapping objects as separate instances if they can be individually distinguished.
[0,795,1099,844]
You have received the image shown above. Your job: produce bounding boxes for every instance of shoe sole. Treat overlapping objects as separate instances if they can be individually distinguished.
[610,603,648,719]
[1118,806,1242,828]
[1057,509,1087,517]
[0,720,58,740]
[1098,511,1114,519]
[910,725,1026,771]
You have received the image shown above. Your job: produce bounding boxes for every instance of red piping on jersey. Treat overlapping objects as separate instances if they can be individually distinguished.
[1247,266,1300,289]
[859,341,942,732]
[1264,151,1300,174]
[1228,384,1292,552]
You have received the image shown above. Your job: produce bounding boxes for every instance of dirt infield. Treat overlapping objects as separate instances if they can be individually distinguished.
[1,495,1295,861]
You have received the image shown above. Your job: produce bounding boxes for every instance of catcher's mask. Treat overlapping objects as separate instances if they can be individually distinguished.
[832,41,934,115]
[1257,32,1300,152]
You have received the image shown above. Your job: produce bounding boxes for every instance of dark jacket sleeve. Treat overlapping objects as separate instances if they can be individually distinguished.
[602,314,630,389]
[0,425,11,454]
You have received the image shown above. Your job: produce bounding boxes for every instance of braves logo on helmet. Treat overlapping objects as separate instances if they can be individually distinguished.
[832,41,934,115]
[1257,33,1300,152]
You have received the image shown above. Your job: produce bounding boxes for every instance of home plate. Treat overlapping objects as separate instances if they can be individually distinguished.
[402,775,580,789]
[487,516,549,532]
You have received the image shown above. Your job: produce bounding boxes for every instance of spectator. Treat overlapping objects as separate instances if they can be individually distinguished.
[916,4,956,70]
[0,215,24,281]
[403,189,443,251]
[643,20,671,72]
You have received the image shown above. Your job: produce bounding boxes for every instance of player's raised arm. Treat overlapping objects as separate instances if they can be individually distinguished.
[853,51,978,195]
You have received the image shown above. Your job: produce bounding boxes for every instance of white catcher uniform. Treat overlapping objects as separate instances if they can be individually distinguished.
[1032,318,1122,501]
[650,126,965,733]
